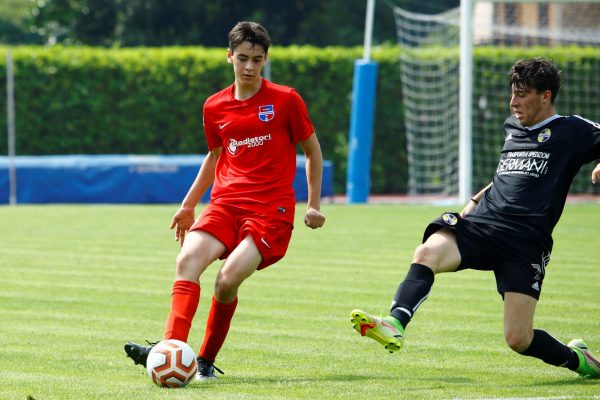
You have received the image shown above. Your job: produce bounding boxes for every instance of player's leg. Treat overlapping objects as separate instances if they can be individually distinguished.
[196,214,292,379]
[505,292,598,378]
[165,230,226,341]
[197,235,262,379]
[213,234,262,303]
[351,227,461,352]
[503,292,536,353]
[499,244,599,379]
[124,230,225,367]
[390,228,461,326]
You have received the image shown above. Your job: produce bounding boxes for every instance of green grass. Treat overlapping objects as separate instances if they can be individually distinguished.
[0,203,599,399]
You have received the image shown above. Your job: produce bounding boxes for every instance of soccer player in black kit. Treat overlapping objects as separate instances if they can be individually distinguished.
[350,57,600,378]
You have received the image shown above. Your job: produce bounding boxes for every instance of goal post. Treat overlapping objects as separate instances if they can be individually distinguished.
[392,0,600,202]
[6,50,16,205]
[459,0,474,204]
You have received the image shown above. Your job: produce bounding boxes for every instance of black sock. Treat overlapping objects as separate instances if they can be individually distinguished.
[521,329,579,370]
[389,263,434,328]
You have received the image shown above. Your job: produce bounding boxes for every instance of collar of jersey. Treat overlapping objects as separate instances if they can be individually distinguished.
[524,114,563,131]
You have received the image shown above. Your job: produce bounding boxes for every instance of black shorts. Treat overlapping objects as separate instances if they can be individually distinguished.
[423,212,551,300]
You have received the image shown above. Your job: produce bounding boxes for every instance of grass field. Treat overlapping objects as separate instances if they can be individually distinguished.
[1,203,599,400]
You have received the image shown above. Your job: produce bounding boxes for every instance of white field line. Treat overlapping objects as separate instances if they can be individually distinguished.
[454,396,600,400]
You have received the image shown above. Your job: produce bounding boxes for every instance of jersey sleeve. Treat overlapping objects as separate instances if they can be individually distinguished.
[575,116,600,163]
[287,89,315,143]
[202,102,221,150]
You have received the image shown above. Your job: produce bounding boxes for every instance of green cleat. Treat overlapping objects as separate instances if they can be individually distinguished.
[568,339,600,379]
[350,309,404,353]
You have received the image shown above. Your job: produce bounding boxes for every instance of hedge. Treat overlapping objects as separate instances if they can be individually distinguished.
[0,45,406,194]
[0,45,599,194]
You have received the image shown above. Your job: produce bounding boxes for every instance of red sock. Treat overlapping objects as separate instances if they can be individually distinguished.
[199,296,238,361]
[163,280,200,342]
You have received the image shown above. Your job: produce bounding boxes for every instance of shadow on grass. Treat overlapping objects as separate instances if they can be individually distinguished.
[527,377,599,387]
[184,373,474,390]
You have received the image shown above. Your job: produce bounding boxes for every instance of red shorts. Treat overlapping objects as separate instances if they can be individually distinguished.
[190,203,293,270]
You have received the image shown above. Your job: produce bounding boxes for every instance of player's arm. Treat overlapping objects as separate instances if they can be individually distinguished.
[170,147,221,245]
[299,133,325,229]
[592,163,600,184]
[460,182,493,217]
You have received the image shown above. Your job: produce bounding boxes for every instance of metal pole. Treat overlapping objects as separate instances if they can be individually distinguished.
[363,0,375,62]
[7,50,16,205]
[347,0,378,203]
[263,59,272,81]
[459,0,473,204]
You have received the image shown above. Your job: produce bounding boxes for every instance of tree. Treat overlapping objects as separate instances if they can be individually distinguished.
[30,0,119,46]
[21,0,459,47]
[0,0,41,44]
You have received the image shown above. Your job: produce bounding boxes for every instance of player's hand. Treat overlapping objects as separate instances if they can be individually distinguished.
[592,163,600,184]
[460,199,477,217]
[304,207,325,229]
[170,206,195,246]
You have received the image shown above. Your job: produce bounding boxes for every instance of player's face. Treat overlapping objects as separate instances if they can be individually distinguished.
[510,84,553,127]
[228,41,267,89]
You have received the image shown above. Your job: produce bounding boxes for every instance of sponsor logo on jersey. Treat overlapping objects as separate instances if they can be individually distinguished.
[258,105,275,122]
[537,128,551,143]
[497,151,550,178]
[227,134,273,155]
[442,213,458,226]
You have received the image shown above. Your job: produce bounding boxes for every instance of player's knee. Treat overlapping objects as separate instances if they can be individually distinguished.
[413,243,437,267]
[504,330,531,353]
[214,271,239,294]
[175,251,201,281]
[214,272,241,302]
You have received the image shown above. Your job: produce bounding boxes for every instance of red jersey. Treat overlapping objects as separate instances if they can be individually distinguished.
[202,78,315,224]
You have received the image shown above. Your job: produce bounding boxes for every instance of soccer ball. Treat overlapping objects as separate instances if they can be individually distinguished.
[146,339,198,388]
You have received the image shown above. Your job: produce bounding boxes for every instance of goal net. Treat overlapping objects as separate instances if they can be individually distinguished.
[392,1,600,198]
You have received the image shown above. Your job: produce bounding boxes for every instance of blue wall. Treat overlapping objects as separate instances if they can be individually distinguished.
[0,155,333,204]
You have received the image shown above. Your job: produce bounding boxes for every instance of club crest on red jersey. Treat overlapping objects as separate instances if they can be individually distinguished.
[258,105,274,122]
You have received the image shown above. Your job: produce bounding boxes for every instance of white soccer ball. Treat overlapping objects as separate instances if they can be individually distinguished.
[146,339,198,388]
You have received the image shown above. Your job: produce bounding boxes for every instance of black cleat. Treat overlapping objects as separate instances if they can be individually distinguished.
[124,340,157,368]
[197,357,224,381]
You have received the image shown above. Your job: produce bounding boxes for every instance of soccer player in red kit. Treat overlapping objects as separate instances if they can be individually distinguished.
[125,21,326,380]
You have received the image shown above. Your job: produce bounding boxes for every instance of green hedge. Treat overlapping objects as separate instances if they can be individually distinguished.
[0,45,599,194]
[0,45,405,194]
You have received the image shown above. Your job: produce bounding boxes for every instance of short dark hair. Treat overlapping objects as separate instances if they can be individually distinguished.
[509,58,561,103]
[228,21,271,55]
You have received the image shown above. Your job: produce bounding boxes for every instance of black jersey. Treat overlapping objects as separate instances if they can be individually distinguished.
[466,114,600,248]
